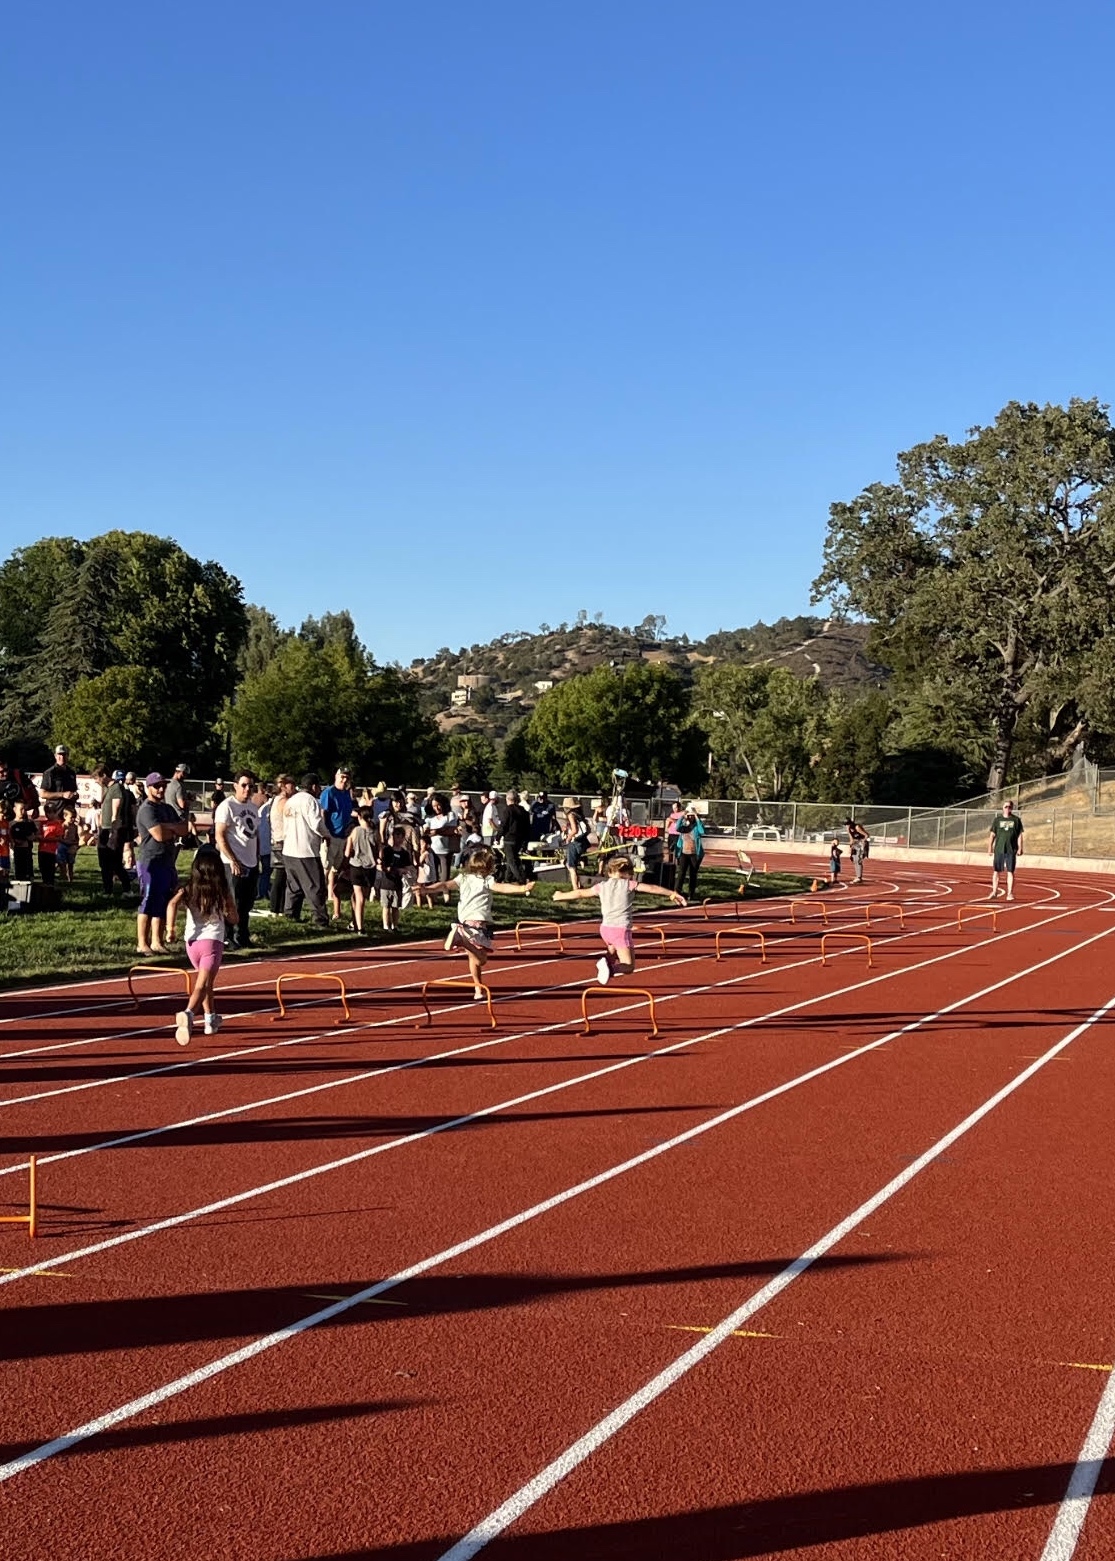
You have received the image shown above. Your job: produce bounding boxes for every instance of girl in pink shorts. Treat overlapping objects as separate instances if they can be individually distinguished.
[554,855,685,984]
[166,852,238,1045]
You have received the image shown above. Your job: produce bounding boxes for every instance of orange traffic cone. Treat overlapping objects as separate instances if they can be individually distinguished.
[763,861,769,873]
[810,878,821,893]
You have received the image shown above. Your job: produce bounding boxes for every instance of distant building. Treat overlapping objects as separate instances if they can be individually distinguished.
[534,679,554,693]
[450,688,471,707]
[458,673,495,690]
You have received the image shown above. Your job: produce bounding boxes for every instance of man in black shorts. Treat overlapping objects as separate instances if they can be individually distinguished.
[988,799,1024,901]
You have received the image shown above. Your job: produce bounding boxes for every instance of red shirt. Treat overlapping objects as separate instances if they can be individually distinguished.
[38,817,64,855]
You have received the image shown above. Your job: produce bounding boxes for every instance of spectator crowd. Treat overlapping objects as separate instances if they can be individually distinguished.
[1,748,710,953]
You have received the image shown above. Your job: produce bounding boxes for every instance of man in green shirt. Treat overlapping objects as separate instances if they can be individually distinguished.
[988,800,1024,901]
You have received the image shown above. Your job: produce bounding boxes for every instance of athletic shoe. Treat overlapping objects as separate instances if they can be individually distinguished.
[175,1011,194,1047]
[203,1013,223,1036]
[596,956,611,985]
[472,988,485,1001]
[1005,894,1014,902]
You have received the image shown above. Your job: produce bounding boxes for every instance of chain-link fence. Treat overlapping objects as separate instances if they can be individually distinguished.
[182,770,1115,860]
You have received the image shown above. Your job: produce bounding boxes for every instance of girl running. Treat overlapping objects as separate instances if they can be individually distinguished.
[166,851,238,1045]
[554,855,685,984]
[413,846,532,998]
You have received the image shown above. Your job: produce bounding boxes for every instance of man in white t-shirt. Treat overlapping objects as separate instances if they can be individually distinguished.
[281,773,329,927]
[481,792,502,847]
[214,771,261,949]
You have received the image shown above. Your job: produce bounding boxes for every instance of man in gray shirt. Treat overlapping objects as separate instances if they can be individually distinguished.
[165,762,190,820]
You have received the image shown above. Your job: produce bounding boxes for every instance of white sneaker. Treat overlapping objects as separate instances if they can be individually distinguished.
[175,1010,194,1047]
[596,956,612,985]
[204,1013,223,1036]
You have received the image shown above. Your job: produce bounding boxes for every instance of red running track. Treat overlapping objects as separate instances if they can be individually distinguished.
[3,859,1115,1560]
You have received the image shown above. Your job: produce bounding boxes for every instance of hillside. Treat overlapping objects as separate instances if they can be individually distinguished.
[407,615,888,738]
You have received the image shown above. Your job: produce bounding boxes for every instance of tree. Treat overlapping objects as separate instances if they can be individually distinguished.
[230,637,441,782]
[0,537,85,676]
[692,663,829,801]
[813,692,893,803]
[812,400,1115,790]
[440,731,498,789]
[0,530,248,762]
[238,605,290,680]
[298,610,364,662]
[524,663,704,792]
[53,666,180,773]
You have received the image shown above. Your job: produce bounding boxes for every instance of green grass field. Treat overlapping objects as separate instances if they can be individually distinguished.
[0,851,811,990]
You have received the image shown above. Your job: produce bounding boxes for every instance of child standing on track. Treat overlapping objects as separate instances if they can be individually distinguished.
[554,855,685,985]
[828,838,844,887]
[414,846,532,998]
[166,851,238,1045]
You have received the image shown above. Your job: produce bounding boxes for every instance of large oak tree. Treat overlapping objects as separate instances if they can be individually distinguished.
[812,400,1115,791]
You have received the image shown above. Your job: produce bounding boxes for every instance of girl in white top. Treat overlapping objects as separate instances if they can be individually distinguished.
[554,855,684,986]
[166,851,239,1045]
[413,846,532,998]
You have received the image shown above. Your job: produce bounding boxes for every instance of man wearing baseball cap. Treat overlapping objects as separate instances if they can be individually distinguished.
[97,769,134,895]
[135,773,190,954]
[165,762,190,822]
[40,744,78,809]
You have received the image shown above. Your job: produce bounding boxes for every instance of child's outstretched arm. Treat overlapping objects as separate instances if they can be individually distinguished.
[491,881,534,897]
[552,885,598,902]
[165,887,185,941]
[635,881,687,907]
[412,878,460,903]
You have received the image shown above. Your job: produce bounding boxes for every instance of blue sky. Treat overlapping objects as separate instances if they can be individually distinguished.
[4,2,1113,664]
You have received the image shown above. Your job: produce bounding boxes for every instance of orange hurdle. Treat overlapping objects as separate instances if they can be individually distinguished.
[957,906,998,932]
[581,985,658,1037]
[273,972,351,1022]
[0,1156,38,1238]
[789,898,829,924]
[714,927,768,963]
[421,977,496,1030]
[514,920,565,954]
[863,902,905,928]
[702,898,742,920]
[634,925,667,957]
[820,933,873,968]
[128,964,192,1009]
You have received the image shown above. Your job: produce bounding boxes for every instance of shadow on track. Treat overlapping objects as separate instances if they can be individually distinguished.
[305,1458,1114,1558]
[0,1101,716,1159]
[0,1253,913,1362]
[0,1397,421,1465]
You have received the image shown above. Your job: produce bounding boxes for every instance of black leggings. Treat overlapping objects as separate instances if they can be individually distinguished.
[676,854,700,898]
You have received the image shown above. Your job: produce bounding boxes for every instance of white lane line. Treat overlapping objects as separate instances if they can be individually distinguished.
[0,943,517,1056]
[1040,1369,1115,1558]
[4,963,1112,1489]
[434,992,1115,1561]
[0,946,600,1108]
[0,894,1093,1179]
[0,871,1069,1066]
[2,915,1112,1305]
[0,925,486,1020]
[0,900,710,1028]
